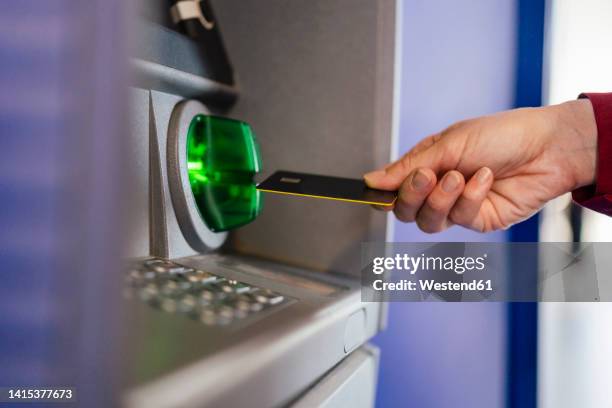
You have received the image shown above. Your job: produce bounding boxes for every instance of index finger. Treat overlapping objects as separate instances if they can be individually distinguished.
[364,140,446,191]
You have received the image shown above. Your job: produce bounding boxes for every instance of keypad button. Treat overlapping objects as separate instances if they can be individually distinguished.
[139,284,158,301]
[220,279,252,294]
[200,308,231,326]
[199,309,216,325]
[168,266,193,275]
[161,280,180,296]
[144,259,164,267]
[143,270,158,280]
[161,298,177,313]
[184,270,218,284]
[199,289,216,302]
[218,305,235,319]
[232,294,264,313]
[176,279,193,290]
[128,269,143,280]
[178,295,197,313]
[152,263,182,273]
[253,290,284,305]
[267,296,284,305]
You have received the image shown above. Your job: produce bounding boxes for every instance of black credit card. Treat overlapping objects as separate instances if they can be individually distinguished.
[256,170,397,206]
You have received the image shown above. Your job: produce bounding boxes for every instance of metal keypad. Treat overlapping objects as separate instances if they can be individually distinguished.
[125,258,287,326]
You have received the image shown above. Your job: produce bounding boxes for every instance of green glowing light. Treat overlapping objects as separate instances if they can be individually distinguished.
[187,161,203,171]
[186,115,263,232]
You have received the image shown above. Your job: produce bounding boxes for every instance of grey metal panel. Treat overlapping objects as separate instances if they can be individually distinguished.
[125,88,151,258]
[149,90,210,258]
[211,0,396,276]
[131,59,237,107]
[133,20,220,80]
[291,345,380,408]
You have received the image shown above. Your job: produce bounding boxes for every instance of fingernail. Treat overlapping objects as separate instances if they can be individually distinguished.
[476,167,492,184]
[442,172,460,192]
[364,169,386,185]
[411,169,430,191]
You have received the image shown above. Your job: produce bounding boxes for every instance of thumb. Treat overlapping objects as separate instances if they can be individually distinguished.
[364,139,447,190]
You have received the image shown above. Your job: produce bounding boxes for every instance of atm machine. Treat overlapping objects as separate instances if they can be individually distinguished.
[122,1,397,407]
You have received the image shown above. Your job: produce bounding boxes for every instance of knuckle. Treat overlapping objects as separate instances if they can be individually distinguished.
[482,216,508,233]
[431,132,443,144]
[394,205,416,223]
[448,208,466,226]
[461,188,481,203]
[441,120,466,136]
[450,198,476,223]
[425,197,448,214]
[396,212,415,224]
[477,224,490,233]
[398,186,414,203]
[453,118,475,131]
[416,217,440,234]
[479,220,493,233]
[399,152,413,173]
[415,210,442,233]
[413,134,441,153]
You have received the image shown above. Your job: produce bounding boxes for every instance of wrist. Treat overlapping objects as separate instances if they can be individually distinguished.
[548,99,598,190]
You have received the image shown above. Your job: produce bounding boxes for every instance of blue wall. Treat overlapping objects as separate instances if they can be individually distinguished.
[374,1,517,406]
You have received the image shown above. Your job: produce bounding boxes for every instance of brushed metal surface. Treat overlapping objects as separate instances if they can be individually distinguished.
[150,90,201,258]
[211,0,396,275]
[291,345,379,408]
[126,88,151,257]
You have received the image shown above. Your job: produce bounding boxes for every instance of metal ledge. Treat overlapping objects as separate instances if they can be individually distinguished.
[131,59,238,108]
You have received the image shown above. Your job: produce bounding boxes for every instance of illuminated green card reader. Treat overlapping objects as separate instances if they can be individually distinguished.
[186,115,262,232]
[166,100,262,252]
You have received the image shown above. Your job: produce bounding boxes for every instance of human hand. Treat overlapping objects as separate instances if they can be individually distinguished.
[364,99,597,233]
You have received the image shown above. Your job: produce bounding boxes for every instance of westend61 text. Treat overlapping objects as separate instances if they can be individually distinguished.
[372,279,493,292]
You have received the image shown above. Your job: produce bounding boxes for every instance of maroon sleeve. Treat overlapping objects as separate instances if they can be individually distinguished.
[572,92,612,216]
